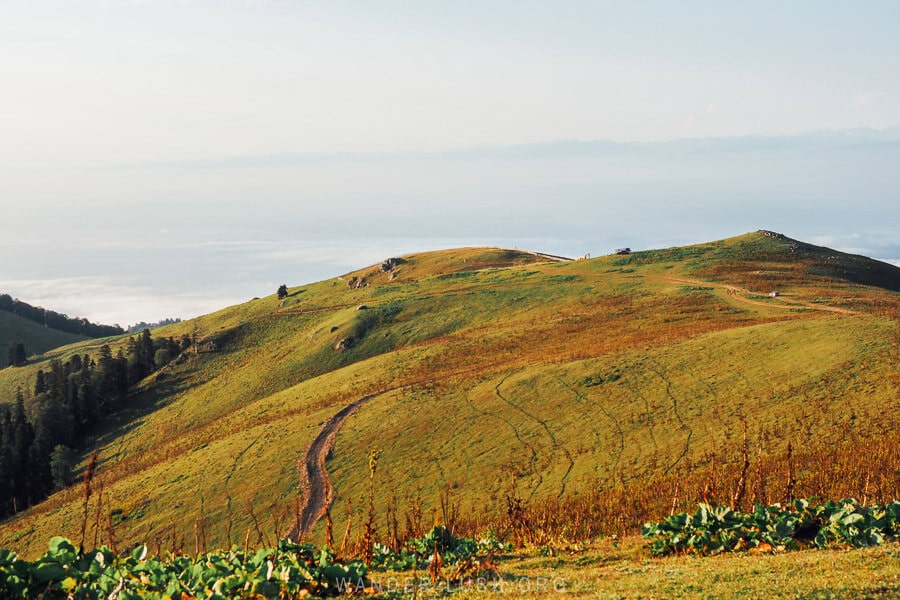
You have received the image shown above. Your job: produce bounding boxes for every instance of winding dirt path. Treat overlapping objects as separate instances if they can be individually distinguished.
[656,275,858,315]
[284,387,399,541]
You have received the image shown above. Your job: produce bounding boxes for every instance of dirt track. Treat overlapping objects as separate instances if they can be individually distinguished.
[657,275,858,315]
[284,388,398,541]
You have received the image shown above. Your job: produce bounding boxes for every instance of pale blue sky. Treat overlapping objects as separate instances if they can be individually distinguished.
[4,0,900,164]
[1,1,898,324]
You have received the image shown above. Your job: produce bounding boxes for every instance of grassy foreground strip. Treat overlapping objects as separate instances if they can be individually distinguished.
[1,526,899,599]
[426,538,900,599]
[0,500,897,598]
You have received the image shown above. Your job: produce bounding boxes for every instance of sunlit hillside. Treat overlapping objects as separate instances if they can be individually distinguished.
[1,232,897,559]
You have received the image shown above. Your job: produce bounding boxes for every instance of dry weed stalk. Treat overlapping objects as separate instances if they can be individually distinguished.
[439,485,461,534]
[78,452,99,554]
[669,480,680,516]
[731,425,750,510]
[92,479,106,550]
[405,494,424,539]
[339,502,354,559]
[385,494,400,552]
[362,450,381,566]
[104,494,119,554]
[224,495,235,547]
[428,539,443,584]
[324,509,334,551]
[783,442,795,505]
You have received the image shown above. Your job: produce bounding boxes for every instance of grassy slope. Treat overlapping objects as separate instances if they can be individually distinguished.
[0,236,897,564]
[0,332,125,406]
[0,310,87,362]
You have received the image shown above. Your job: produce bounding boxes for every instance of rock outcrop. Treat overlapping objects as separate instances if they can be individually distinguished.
[380,257,406,273]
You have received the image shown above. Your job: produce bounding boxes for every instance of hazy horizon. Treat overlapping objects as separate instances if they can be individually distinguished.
[2,1,899,326]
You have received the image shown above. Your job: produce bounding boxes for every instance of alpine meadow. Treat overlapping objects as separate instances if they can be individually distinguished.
[0,231,898,598]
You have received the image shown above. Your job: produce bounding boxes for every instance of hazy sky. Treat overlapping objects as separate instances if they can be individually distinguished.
[1,1,898,325]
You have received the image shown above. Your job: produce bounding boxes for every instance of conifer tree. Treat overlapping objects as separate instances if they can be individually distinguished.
[6,341,26,367]
[50,445,76,490]
[11,389,34,510]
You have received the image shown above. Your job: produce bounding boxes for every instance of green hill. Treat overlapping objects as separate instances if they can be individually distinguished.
[624,229,900,292]
[0,310,87,362]
[1,291,125,369]
[0,232,897,559]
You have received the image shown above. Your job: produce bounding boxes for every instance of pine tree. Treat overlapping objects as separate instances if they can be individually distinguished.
[141,329,155,373]
[277,284,289,299]
[47,359,66,401]
[96,345,115,414]
[5,341,25,367]
[0,409,11,515]
[11,389,34,511]
[14,343,26,366]
[34,370,47,395]
[49,445,76,490]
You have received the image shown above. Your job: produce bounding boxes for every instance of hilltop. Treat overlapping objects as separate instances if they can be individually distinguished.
[0,231,897,562]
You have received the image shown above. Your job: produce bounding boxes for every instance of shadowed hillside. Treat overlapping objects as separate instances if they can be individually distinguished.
[0,311,87,361]
[621,230,900,292]
[1,293,126,365]
[0,233,897,558]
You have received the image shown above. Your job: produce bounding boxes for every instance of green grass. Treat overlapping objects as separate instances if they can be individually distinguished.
[419,539,900,599]
[0,310,86,360]
[0,311,94,401]
[0,233,897,569]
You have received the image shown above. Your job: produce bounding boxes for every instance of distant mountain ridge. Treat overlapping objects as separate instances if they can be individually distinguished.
[127,126,900,169]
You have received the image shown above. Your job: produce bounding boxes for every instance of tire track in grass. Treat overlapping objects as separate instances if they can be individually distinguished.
[429,400,483,487]
[560,378,618,492]
[648,361,694,475]
[223,433,264,490]
[654,274,858,315]
[621,371,659,453]
[493,374,576,500]
[222,432,264,531]
[696,373,730,439]
[556,447,576,499]
[462,384,544,501]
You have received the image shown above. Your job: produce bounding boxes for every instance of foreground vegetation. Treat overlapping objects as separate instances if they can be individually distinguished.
[643,498,900,556]
[1,499,897,599]
[0,526,503,599]
[0,537,370,599]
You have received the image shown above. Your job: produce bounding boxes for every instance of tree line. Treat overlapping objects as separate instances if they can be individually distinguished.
[6,341,27,368]
[127,317,182,333]
[0,329,191,517]
[0,293,124,338]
